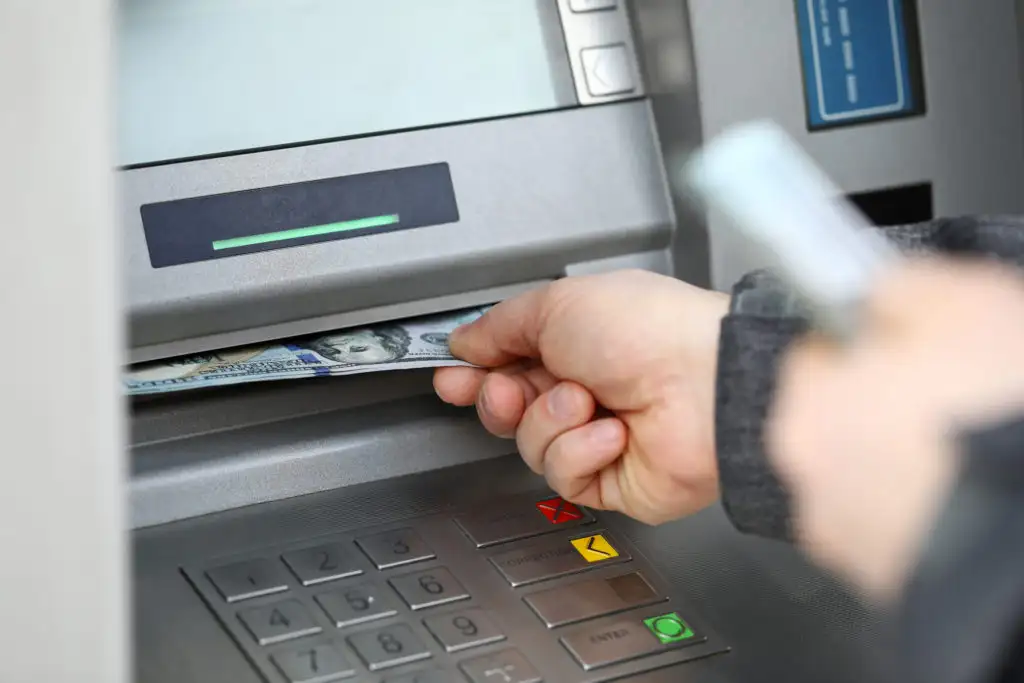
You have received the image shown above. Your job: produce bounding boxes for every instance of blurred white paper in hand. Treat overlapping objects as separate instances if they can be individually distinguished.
[680,120,900,340]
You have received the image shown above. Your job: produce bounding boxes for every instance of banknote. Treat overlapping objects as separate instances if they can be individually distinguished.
[124,306,490,395]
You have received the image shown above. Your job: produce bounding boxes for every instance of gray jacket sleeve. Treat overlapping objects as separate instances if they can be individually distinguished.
[712,219,946,540]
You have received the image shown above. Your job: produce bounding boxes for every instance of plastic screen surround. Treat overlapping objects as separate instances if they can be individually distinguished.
[116,0,571,166]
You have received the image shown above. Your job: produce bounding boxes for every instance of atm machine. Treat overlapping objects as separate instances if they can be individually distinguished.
[111,2,1024,683]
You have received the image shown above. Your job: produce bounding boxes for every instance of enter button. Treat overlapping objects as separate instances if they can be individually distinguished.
[560,611,701,671]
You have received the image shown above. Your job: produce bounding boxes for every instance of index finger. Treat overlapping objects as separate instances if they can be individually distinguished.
[449,286,550,367]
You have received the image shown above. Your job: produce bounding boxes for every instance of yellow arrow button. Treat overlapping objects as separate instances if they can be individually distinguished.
[571,534,619,563]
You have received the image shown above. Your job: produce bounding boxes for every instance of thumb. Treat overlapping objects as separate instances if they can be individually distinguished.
[449,286,551,367]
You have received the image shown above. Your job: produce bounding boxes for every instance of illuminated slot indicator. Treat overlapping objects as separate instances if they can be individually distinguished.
[211,213,400,251]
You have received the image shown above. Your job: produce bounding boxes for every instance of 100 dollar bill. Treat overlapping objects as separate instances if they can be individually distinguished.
[125,306,490,395]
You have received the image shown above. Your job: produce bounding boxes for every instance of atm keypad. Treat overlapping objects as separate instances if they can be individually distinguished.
[184,491,723,682]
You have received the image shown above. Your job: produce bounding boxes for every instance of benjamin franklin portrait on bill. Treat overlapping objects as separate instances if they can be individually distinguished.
[302,325,412,365]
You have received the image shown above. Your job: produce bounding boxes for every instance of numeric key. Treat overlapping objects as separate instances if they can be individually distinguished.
[458,649,541,683]
[423,608,505,652]
[347,624,431,671]
[206,558,290,602]
[271,642,355,682]
[315,582,398,628]
[282,543,363,586]
[237,599,322,645]
[389,567,469,610]
[355,529,435,569]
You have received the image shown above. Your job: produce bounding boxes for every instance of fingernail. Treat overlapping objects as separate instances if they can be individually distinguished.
[477,388,492,418]
[590,420,620,445]
[547,384,577,420]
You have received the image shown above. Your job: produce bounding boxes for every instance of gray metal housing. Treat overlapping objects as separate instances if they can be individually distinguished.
[125,1,1024,682]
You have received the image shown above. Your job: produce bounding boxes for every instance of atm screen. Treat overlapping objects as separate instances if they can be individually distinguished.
[116,0,572,166]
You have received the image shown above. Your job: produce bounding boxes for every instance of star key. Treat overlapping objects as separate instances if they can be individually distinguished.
[535,496,584,524]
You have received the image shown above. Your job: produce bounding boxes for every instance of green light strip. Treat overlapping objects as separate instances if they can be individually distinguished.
[211,214,400,251]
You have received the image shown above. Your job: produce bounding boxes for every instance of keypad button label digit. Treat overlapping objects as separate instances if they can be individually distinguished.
[418,574,443,595]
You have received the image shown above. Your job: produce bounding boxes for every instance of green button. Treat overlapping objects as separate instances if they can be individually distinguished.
[643,612,694,644]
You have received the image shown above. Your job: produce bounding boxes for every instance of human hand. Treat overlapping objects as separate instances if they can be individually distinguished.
[433,270,729,524]
[768,258,1024,601]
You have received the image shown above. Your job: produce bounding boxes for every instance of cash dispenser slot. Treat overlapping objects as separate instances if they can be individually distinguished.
[128,297,530,528]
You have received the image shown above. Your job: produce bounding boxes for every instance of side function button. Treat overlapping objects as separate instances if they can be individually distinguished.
[423,608,506,653]
[644,612,697,644]
[580,44,635,97]
[355,529,435,569]
[569,0,618,11]
[282,543,363,586]
[458,648,542,683]
[270,642,356,682]
[525,571,663,627]
[489,531,629,587]
[315,582,398,628]
[389,567,469,611]
[237,599,322,646]
[347,623,431,671]
[534,497,587,525]
[206,558,290,602]
[455,495,593,548]
[560,611,701,670]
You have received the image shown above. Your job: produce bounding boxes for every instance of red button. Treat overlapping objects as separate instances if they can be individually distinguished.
[536,497,584,524]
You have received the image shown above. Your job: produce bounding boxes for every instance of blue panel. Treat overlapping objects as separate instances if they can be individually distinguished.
[796,0,918,128]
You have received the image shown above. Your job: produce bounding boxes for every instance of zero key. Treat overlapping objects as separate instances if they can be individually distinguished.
[458,648,541,683]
